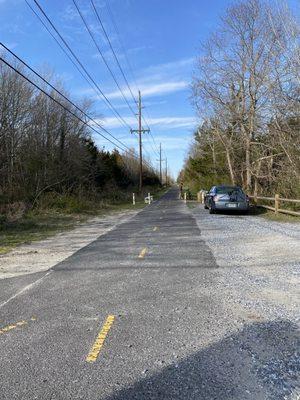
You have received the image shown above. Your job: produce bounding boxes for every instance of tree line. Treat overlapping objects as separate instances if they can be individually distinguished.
[180,0,300,199]
[0,59,159,217]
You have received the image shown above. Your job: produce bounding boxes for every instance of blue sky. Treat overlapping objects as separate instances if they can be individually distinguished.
[0,0,299,178]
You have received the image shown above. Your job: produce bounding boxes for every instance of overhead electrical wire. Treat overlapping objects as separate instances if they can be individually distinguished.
[25,0,157,169]
[27,0,131,130]
[104,0,161,157]
[0,42,130,152]
[72,0,137,117]
[105,0,139,95]
[0,52,154,170]
[27,0,154,163]
[90,0,137,105]
[0,57,128,151]
[91,0,161,160]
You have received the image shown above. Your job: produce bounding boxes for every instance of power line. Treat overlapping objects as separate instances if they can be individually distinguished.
[144,134,159,158]
[90,0,137,105]
[103,0,161,159]
[0,53,157,171]
[25,1,142,158]
[28,0,131,130]
[143,107,161,154]
[0,42,131,152]
[105,0,139,95]
[72,0,137,117]
[25,0,156,171]
[0,56,130,152]
[6,53,153,171]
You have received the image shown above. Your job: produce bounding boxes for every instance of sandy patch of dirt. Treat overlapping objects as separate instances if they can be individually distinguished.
[0,209,139,279]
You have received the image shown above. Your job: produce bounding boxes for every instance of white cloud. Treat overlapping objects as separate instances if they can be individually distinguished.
[142,57,195,78]
[106,81,188,100]
[76,56,194,101]
[149,134,192,151]
[97,116,197,130]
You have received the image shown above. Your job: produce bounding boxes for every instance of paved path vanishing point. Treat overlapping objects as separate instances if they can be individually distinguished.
[0,188,299,400]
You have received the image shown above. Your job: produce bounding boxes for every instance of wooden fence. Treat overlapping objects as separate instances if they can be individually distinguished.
[248,194,300,217]
[181,189,300,217]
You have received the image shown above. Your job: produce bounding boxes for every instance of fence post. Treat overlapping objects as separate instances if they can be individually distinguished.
[253,188,258,205]
[184,192,187,203]
[132,193,135,205]
[148,193,151,204]
[275,193,279,214]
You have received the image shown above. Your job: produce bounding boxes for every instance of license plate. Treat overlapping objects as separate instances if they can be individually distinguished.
[226,203,237,208]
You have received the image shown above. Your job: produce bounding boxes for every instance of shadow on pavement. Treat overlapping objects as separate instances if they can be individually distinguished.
[104,320,299,400]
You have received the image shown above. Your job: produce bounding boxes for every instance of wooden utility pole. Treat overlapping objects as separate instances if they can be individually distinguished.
[131,91,149,192]
[156,143,165,185]
[165,158,168,186]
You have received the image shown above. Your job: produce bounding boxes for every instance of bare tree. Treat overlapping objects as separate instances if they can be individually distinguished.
[190,0,298,196]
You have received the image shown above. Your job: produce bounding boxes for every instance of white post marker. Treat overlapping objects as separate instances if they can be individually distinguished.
[133,193,135,205]
[148,193,151,204]
[184,192,187,203]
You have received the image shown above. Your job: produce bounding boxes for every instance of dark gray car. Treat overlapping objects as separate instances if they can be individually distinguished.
[204,185,249,214]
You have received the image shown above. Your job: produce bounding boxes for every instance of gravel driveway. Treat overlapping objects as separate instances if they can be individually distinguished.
[193,205,300,399]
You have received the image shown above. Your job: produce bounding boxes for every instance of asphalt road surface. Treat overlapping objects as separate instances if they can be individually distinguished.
[0,188,298,399]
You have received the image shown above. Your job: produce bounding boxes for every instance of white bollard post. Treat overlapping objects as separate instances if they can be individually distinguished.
[184,192,187,203]
[148,193,151,204]
[132,193,135,205]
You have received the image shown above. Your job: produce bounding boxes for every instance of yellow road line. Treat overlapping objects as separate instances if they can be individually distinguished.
[138,247,147,259]
[0,317,36,335]
[86,315,115,363]
[153,226,158,232]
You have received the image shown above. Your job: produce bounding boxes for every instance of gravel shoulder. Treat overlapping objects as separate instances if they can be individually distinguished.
[0,208,140,279]
[192,205,300,400]
[192,205,300,321]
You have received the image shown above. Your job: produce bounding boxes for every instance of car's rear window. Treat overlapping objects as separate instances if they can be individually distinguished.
[216,187,243,194]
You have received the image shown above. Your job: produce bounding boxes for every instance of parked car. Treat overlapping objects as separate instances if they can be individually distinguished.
[204,185,249,214]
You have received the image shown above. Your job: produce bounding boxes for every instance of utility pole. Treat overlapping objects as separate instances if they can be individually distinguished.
[165,158,168,186]
[156,143,165,186]
[130,90,149,192]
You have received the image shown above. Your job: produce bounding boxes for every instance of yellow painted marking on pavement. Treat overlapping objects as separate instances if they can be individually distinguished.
[0,317,36,335]
[153,226,158,232]
[138,247,147,259]
[86,315,115,363]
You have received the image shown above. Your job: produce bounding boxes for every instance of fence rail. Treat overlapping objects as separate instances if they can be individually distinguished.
[248,194,300,217]
[181,190,300,217]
